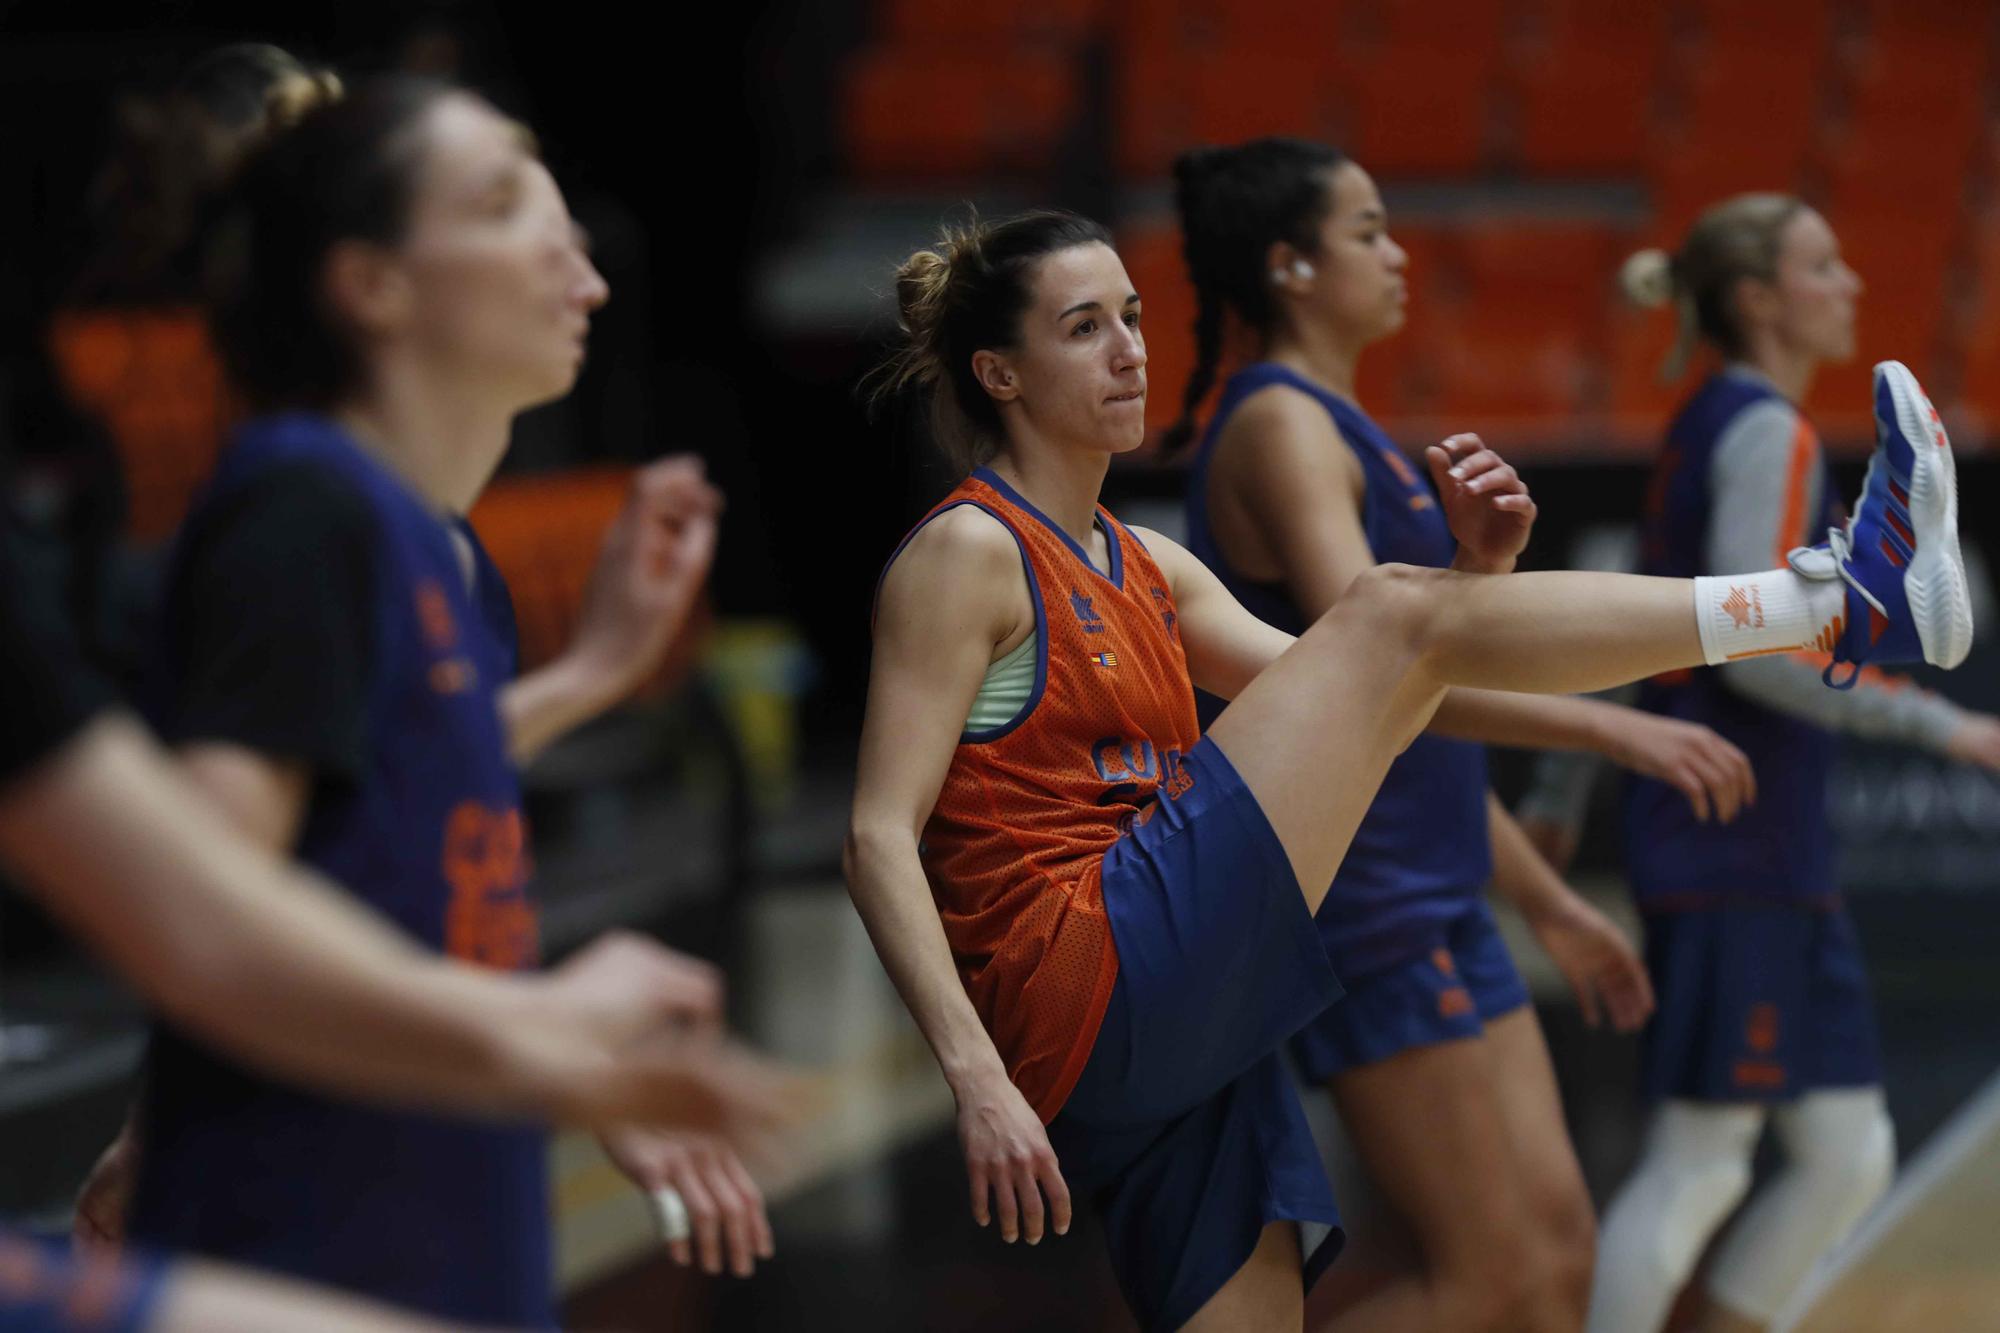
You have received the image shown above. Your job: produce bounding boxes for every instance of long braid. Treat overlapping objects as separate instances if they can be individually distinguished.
[1162,137,1348,457]
[1161,272,1224,456]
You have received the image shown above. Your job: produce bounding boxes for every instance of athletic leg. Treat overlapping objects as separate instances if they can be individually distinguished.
[1484,1007,1598,1331]
[1182,1222,1305,1333]
[1315,1033,1542,1333]
[1697,1087,1895,1331]
[1208,564,1713,910]
[1586,1100,1766,1333]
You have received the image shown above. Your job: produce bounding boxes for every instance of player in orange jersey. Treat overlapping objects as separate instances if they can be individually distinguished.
[846,210,1973,1331]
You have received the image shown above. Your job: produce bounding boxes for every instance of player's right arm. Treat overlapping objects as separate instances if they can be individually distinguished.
[0,714,795,1141]
[844,506,1071,1246]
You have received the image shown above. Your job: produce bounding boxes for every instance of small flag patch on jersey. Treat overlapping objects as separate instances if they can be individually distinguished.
[1091,651,1118,668]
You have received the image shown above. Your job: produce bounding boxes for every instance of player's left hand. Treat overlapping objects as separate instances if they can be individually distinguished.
[1427,433,1535,574]
[569,456,724,700]
[600,1125,774,1278]
[1526,891,1654,1032]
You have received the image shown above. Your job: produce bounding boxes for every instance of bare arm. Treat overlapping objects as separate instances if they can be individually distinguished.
[0,715,793,1135]
[500,458,722,765]
[845,507,1070,1244]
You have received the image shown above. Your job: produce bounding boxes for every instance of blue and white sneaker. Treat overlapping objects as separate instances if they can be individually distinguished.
[1790,360,1973,688]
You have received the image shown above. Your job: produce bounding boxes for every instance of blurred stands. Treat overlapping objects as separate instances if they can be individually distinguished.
[819,0,2000,454]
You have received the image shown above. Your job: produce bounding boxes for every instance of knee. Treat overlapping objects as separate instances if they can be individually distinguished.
[1787,1101,1896,1216]
[1535,1184,1599,1309]
[1334,562,1451,652]
[1439,1231,1542,1333]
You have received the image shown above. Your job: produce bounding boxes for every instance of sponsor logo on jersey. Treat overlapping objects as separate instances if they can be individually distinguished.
[1070,589,1105,633]
[416,578,478,694]
[1150,586,1178,637]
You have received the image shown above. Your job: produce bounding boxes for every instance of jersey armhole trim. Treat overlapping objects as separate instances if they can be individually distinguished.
[871,499,1050,745]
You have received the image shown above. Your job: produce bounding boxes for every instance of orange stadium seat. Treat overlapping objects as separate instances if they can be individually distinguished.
[469,466,711,690]
[1856,0,1995,44]
[1604,303,1691,427]
[1835,31,1988,191]
[47,307,238,544]
[1114,43,1338,179]
[1685,0,1833,57]
[1338,46,1500,177]
[1418,300,1594,423]
[844,46,1080,179]
[1513,52,1665,177]
[878,0,1105,45]
[1673,42,1825,163]
[1116,223,1203,437]
[1524,0,1672,52]
[1819,128,1976,237]
[1458,219,1619,311]
[1113,0,1345,49]
[1362,0,1511,54]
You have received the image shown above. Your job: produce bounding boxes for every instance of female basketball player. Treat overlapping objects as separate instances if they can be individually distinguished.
[0,462,798,1331]
[69,75,769,1323]
[846,206,1969,1331]
[1531,196,2000,1333]
[1164,136,1758,1332]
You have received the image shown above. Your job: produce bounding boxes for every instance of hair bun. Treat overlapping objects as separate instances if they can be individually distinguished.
[1620,247,1675,309]
[263,67,344,134]
[893,247,952,348]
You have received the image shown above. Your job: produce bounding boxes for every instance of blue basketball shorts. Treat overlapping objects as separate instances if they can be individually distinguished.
[1641,899,1882,1103]
[1289,895,1532,1084]
[1049,736,1346,1331]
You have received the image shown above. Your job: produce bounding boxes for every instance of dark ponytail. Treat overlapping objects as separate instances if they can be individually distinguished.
[206,75,457,409]
[73,44,342,306]
[1162,137,1348,455]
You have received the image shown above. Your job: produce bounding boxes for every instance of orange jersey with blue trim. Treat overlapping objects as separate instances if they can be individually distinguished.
[891,467,1200,1122]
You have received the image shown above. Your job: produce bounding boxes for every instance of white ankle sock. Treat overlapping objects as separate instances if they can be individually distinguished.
[1693,568,1848,666]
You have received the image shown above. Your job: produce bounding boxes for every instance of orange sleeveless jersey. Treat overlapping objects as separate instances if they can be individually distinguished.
[897,470,1201,1122]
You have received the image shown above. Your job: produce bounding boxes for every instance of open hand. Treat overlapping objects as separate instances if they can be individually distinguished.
[601,1126,773,1277]
[956,1070,1070,1245]
[569,457,723,699]
[1426,433,1535,574]
[1528,892,1654,1032]
[1605,713,1757,823]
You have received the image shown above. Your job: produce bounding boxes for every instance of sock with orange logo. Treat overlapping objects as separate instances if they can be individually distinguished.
[1692,568,1848,666]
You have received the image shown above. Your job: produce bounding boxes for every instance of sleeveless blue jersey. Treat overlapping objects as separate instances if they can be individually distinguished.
[1186,363,1491,976]
[1625,371,1843,907]
[129,414,553,1327]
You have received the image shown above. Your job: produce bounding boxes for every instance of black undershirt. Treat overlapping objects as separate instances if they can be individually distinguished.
[157,463,380,785]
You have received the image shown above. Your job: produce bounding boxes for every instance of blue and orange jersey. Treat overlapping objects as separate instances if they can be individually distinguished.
[130,414,552,1326]
[1627,369,1844,906]
[1185,363,1491,977]
[887,467,1200,1123]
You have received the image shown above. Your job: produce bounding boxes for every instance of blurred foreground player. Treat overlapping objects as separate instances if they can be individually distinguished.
[0,514,798,1329]
[66,71,773,1323]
